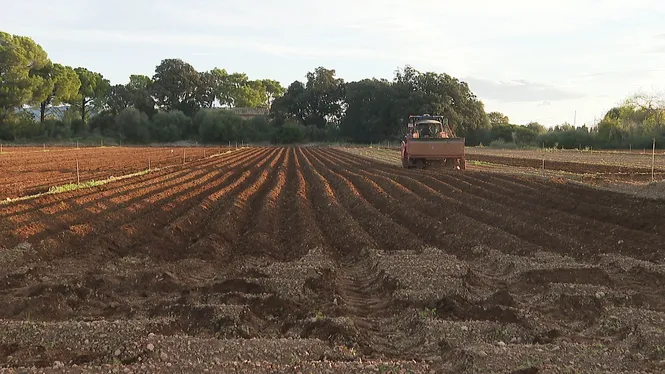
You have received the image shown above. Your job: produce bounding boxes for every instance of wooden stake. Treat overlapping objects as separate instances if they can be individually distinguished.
[148,158,151,171]
[76,157,80,184]
[183,149,186,164]
[652,138,656,182]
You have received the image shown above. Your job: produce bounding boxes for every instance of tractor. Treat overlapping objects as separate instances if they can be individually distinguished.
[400,114,466,169]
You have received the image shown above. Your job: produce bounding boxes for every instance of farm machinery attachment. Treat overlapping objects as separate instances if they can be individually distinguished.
[400,114,466,170]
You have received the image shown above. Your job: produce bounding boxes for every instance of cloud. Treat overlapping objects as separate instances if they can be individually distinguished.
[579,69,665,79]
[19,27,384,60]
[646,45,665,54]
[463,77,584,103]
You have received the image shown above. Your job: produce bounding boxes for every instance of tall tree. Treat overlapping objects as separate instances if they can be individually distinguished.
[70,67,110,123]
[126,74,156,116]
[260,79,285,108]
[0,32,50,122]
[488,111,510,126]
[197,70,219,109]
[151,58,201,116]
[341,78,395,142]
[270,80,308,126]
[226,72,250,107]
[625,91,665,130]
[35,63,80,123]
[105,84,132,115]
[234,80,268,108]
[304,66,345,128]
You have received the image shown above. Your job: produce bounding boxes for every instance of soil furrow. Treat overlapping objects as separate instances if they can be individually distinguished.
[309,149,476,253]
[147,148,273,249]
[331,148,633,258]
[187,148,285,262]
[30,150,264,259]
[303,148,426,252]
[283,147,327,255]
[326,148,556,257]
[295,148,376,256]
[0,148,257,243]
[1,146,230,199]
[461,172,665,238]
[225,148,289,262]
[429,172,664,261]
[90,148,275,261]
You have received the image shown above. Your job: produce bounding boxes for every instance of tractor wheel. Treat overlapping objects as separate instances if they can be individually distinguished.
[401,150,412,168]
[401,155,410,168]
[459,158,466,170]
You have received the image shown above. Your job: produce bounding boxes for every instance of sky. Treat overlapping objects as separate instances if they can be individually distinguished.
[2,0,665,127]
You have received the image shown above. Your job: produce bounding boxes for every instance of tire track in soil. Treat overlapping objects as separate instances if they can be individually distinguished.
[325,148,550,258]
[0,148,259,249]
[297,148,422,359]
[28,148,267,261]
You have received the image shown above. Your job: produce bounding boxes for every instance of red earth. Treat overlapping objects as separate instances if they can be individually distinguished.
[1,146,664,372]
[0,146,229,199]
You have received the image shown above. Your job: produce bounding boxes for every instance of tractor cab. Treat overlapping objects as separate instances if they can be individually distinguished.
[408,115,452,139]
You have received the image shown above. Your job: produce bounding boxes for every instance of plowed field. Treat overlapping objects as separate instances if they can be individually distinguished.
[1,146,665,373]
[0,146,226,199]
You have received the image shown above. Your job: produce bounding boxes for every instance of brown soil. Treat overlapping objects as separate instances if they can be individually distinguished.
[1,146,665,373]
[468,154,665,182]
[0,146,229,199]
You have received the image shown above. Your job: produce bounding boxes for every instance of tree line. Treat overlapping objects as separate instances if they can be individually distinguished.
[483,91,665,150]
[2,30,663,148]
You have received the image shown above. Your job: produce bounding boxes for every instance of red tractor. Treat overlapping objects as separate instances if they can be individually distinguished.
[400,114,466,169]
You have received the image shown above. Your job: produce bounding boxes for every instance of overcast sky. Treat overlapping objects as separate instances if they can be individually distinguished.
[2,0,664,126]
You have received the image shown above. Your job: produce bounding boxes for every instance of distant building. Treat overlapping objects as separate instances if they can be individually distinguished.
[227,107,269,120]
[21,105,69,121]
